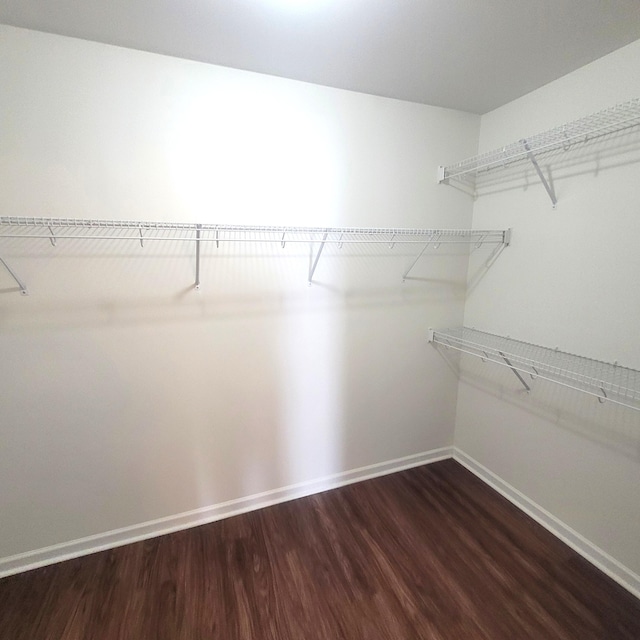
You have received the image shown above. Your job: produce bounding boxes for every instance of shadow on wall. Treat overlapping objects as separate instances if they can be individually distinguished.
[0,284,458,332]
[435,347,640,461]
[0,240,477,331]
[0,238,475,555]
[465,242,508,298]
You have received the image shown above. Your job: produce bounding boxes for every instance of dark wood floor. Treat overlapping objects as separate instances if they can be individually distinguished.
[1,459,639,639]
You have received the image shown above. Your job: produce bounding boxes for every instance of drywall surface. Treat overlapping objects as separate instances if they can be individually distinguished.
[0,26,480,559]
[456,39,640,577]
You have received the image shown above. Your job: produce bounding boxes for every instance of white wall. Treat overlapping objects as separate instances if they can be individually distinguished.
[0,26,480,562]
[456,40,640,580]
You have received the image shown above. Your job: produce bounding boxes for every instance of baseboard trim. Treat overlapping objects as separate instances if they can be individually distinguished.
[453,448,640,600]
[0,446,453,579]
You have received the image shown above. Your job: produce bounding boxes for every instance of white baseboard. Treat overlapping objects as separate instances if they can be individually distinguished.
[0,446,453,579]
[453,448,640,600]
[5,445,638,602]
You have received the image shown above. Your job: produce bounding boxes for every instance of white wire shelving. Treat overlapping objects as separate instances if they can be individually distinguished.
[0,216,511,295]
[438,98,640,206]
[429,327,640,412]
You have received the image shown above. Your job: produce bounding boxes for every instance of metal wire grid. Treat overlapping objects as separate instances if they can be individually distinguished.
[431,327,640,412]
[441,98,640,182]
[0,217,508,246]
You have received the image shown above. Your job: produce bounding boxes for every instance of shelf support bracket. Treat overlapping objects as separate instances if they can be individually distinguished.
[522,139,557,207]
[308,231,328,285]
[194,224,202,290]
[498,350,530,392]
[0,255,29,295]
[403,234,438,281]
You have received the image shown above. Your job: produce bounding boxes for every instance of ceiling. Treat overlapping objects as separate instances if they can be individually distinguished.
[1,0,639,114]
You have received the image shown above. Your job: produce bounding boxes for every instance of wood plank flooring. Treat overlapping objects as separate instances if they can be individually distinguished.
[1,459,639,639]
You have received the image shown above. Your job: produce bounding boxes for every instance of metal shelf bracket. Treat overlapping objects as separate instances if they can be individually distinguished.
[403,233,439,281]
[308,231,329,285]
[195,224,202,290]
[0,255,29,295]
[521,139,557,207]
[498,349,531,392]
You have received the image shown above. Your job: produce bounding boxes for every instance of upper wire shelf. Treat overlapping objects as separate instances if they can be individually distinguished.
[429,326,640,413]
[0,217,511,294]
[438,98,640,205]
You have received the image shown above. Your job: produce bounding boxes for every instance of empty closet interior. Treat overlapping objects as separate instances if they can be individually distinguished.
[1,16,639,612]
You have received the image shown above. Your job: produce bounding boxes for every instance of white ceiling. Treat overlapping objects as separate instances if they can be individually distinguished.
[1,0,640,114]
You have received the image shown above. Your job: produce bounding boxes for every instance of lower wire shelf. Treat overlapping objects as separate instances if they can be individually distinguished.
[429,327,640,412]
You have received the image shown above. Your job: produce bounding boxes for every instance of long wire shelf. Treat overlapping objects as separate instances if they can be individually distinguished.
[0,217,511,294]
[429,327,640,412]
[438,98,640,205]
[0,216,509,245]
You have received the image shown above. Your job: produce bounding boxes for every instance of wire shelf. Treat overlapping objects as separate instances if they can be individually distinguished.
[0,216,508,246]
[429,327,640,412]
[439,98,640,183]
[0,217,511,294]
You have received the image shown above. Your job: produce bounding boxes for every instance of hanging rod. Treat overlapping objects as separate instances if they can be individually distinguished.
[429,326,640,412]
[0,217,511,292]
[438,98,640,202]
